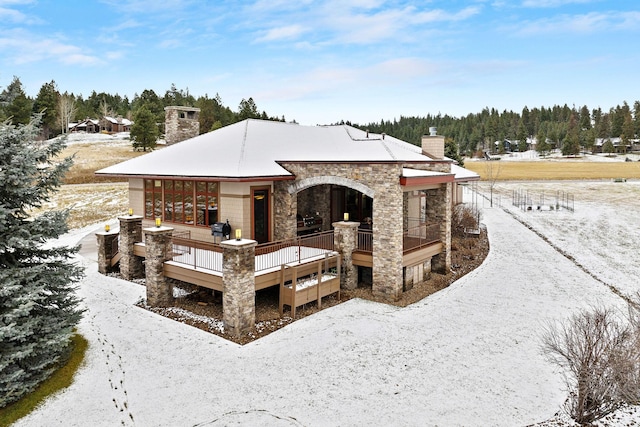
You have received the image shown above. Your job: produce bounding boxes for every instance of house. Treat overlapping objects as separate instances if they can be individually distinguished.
[100,116,132,133]
[96,119,478,305]
[69,118,101,133]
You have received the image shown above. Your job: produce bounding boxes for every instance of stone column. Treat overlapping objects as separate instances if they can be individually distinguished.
[144,225,174,307]
[95,229,119,274]
[372,180,404,301]
[273,181,297,241]
[428,183,452,273]
[118,215,144,280]
[332,221,359,290]
[221,238,257,338]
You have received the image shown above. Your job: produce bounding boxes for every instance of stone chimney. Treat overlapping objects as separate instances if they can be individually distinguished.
[421,126,445,160]
[164,106,201,145]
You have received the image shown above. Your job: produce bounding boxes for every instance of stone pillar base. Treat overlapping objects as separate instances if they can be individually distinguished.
[96,231,119,274]
[144,226,174,307]
[221,238,257,338]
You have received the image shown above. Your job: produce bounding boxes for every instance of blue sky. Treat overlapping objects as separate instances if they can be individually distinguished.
[1,0,638,125]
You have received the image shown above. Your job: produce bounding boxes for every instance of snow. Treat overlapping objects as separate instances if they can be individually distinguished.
[13,180,640,426]
[96,119,440,179]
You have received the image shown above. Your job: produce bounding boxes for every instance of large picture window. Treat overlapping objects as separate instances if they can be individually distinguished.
[144,179,219,226]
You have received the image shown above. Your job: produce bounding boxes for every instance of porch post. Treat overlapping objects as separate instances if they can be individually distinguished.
[273,181,297,241]
[95,228,118,274]
[372,179,404,301]
[332,221,359,290]
[220,238,257,338]
[118,215,144,280]
[143,225,174,307]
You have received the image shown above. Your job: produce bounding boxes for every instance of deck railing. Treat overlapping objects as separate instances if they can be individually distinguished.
[167,230,336,274]
[255,231,334,272]
[356,230,373,253]
[403,222,440,254]
[169,232,223,272]
[356,221,440,255]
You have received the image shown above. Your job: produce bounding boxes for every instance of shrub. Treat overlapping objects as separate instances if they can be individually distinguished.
[542,303,640,424]
[452,204,481,237]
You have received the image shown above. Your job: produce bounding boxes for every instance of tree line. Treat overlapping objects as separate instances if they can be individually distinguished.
[2,75,639,157]
[349,102,640,157]
[0,77,284,140]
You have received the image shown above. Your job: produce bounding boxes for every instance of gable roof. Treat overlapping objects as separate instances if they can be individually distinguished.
[97,119,445,180]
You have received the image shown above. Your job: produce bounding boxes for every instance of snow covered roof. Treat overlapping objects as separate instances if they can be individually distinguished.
[451,164,480,182]
[103,116,132,126]
[97,119,447,179]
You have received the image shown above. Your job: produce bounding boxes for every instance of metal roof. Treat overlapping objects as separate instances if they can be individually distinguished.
[97,119,443,179]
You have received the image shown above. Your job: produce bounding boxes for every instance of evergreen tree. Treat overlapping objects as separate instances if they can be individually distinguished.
[620,111,633,154]
[562,113,580,156]
[2,77,32,125]
[33,80,60,139]
[0,118,84,408]
[130,106,159,151]
[602,138,615,156]
[444,136,464,167]
[516,119,528,152]
[237,97,260,120]
[536,130,549,157]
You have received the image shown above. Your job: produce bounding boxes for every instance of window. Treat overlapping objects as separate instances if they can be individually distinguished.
[144,179,162,219]
[144,179,219,226]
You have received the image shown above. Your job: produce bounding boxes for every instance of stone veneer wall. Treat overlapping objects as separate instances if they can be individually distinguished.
[221,239,257,337]
[164,106,200,145]
[143,226,174,307]
[277,162,405,300]
[119,215,144,280]
[425,183,452,272]
[96,231,118,274]
[332,221,359,290]
[297,185,331,231]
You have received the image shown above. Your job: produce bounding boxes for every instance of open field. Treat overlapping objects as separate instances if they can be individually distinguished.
[464,159,640,180]
[31,183,129,230]
[54,133,155,184]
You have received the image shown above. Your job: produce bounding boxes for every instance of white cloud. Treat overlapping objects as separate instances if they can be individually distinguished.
[0,29,102,66]
[521,0,595,7]
[256,24,308,43]
[515,11,640,35]
[0,4,42,25]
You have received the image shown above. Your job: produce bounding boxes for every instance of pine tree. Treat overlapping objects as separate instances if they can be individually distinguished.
[130,106,159,151]
[0,118,84,408]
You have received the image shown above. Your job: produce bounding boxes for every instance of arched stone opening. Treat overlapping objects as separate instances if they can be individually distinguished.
[289,176,375,235]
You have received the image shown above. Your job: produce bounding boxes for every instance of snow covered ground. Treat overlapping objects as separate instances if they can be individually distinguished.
[13,180,640,427]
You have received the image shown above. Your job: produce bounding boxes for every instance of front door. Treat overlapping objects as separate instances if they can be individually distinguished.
[252,188,270,244]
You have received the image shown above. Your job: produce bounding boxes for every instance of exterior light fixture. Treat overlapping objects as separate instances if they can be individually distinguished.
[155,217,161,227]
[343,213,349,221]
[235,229,242,241]
[105,224,110,232]
[128,208,133,216]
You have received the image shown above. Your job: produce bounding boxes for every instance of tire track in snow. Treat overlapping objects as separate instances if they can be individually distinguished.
[501,208,632,304]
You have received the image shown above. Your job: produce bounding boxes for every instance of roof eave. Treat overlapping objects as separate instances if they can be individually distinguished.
[400,174,455,186]
[94,172,296,182]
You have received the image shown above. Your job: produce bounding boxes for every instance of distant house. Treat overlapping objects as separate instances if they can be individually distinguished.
[100,116,132,133]
[594,137,636,153]
[69,118,101,133]
[97,119,479,300]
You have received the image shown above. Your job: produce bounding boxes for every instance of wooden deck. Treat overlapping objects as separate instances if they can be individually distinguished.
[134,241,338,292]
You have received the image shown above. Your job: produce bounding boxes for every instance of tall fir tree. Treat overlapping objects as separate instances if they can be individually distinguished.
[0,118,84,408]
[130,106,159,151]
